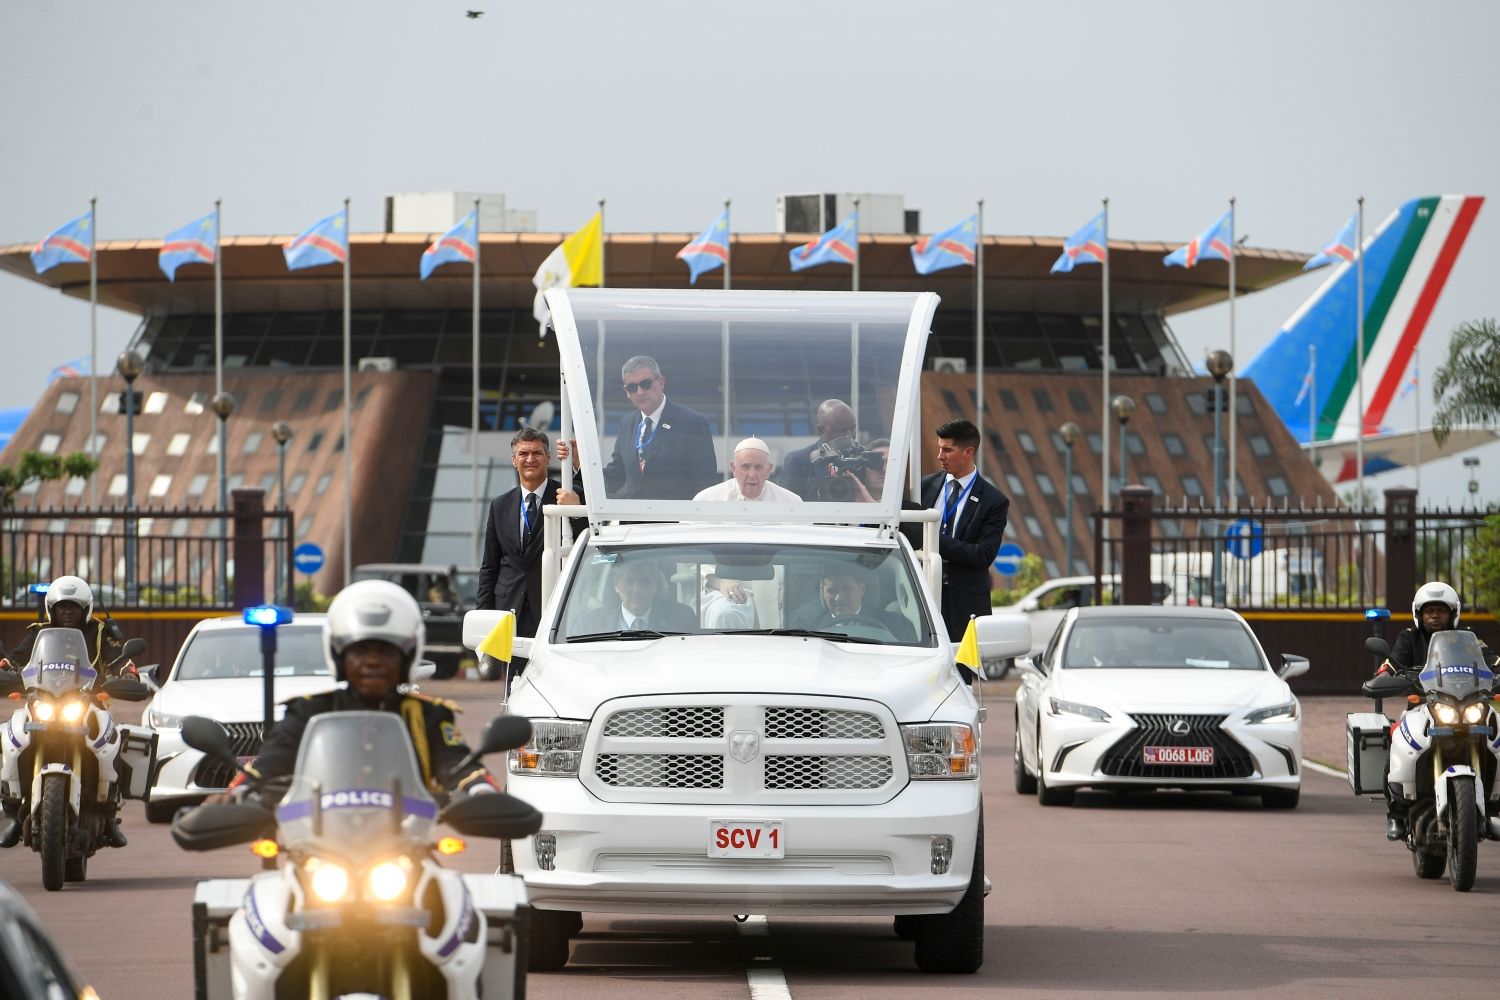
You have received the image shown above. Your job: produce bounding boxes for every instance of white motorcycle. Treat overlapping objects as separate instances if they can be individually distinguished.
[1359,631,1500,892]
[0,628,154,890]
[172,710,542,1000]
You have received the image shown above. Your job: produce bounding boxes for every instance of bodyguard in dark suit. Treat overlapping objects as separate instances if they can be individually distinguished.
[476,427,583,641]
[914,419,1009,648]
[601,355,717,500]
[571,558,698,635]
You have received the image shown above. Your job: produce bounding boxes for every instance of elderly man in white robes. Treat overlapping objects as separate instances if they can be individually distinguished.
[694,438,803,503]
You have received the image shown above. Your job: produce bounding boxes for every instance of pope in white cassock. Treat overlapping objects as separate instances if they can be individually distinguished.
[694,438,803,503]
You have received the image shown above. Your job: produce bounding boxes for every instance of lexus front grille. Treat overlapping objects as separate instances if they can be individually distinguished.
[1097,713,1255,780]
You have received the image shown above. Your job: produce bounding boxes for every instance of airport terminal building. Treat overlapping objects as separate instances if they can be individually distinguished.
[0,193,1336,593]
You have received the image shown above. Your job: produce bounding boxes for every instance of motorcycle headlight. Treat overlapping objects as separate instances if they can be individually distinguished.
[305,858,350,903]
[1432,702,1459,725]
[1245,701,1299,725]
[509,719,586,777]
[900,723,979,779]
[59,701,86,724]
[1461,701,1486,725]
[1048,697,1111,723]
[367,859,410,902]
[32,700,55,722]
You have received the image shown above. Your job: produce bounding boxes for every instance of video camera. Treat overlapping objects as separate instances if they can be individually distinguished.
[807,437,885,501]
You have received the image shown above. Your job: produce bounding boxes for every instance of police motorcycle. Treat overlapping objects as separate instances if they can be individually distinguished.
[172,710,542,1000]
[0,628,153,890]
[1357,631,1500,892]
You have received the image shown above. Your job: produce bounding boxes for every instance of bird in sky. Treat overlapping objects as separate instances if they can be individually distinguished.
[466,9,484,17]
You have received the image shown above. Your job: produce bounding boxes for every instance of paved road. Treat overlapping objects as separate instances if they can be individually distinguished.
[3,682,1495,999]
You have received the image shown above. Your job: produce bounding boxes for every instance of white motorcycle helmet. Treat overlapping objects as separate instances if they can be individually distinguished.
[1411,580,1461,629]
[325,580,425,682]
[45,575,94,621]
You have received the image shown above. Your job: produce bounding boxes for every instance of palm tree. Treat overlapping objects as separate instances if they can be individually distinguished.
[1432,318,1500,446]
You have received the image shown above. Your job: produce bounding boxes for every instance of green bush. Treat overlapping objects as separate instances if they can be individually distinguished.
[1465,513,1500,613]
[989,554,1045,606]
[294,582,331,613]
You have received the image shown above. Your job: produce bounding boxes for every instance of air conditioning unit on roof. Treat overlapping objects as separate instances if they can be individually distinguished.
[358,357,396,373]
[931,357,967,374]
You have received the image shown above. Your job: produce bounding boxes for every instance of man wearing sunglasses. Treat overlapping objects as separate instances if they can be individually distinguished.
[565,355,717,500]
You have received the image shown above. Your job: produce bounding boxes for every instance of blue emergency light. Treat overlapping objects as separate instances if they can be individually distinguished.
[243,605,294,627]
[1364,608,1391,620]
[28,583,49,595]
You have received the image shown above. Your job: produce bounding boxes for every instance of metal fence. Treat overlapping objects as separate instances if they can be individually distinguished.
[0,490,294,613]
[1093,486,1494,613]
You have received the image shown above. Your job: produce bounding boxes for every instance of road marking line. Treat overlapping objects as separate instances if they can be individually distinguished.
[736,917,791,999]
[1301,758,1346,779]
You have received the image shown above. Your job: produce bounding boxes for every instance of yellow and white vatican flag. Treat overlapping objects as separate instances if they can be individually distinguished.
[477,610,516,663]
[955,617,981,673]
[532,211,604,336]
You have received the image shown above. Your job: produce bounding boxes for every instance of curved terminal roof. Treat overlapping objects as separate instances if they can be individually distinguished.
[0,232,1309,318]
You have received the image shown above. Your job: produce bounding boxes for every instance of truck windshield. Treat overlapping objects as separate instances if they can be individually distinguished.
[557,542,935,647]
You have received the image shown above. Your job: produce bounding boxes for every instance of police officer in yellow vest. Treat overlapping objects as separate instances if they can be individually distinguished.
[2,576,134,678]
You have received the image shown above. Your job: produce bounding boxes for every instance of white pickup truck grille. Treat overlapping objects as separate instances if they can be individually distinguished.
[584,697,905,805]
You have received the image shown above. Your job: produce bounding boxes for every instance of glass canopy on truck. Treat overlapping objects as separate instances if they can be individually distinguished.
[545,288,938,525]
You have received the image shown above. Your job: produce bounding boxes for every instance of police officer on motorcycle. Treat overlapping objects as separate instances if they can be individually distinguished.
[226,580,499,799]
[1373,581,1499,840]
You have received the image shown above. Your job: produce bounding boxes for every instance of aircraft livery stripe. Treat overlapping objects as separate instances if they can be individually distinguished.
[1365,195,1484,424]
[1324,197,1435,434]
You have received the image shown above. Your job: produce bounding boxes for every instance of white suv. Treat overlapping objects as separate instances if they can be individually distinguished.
[464,287,1030,974]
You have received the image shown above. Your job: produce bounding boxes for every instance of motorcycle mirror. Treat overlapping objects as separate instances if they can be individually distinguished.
[1364,636,1390,658]
[438,792,542,841]
[181,716,241,770]
[108,638,147,670]
[171,802,274,852]
[0,671,21,696]
[100,677,151,702]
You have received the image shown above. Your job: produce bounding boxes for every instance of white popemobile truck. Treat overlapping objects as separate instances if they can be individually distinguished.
[463,288,1030,974]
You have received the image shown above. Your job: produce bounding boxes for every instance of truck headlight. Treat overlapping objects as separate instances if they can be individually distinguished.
[1048,698,1110,723]
[1245,701,1298,725]
[900,723,978,779]
[509,719,586,776]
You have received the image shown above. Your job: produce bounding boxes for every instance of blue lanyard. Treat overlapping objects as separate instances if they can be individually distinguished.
[520,492,536,535]
[636,413,658,455]
[941,475,977,534]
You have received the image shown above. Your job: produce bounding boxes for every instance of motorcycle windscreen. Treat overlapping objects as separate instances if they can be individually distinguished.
[1419,631,1496,698]
[20,627,97,695]
[275,711,438,864]
[547,288,935,523]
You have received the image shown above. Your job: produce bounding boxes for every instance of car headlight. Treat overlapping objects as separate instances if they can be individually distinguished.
[305,857,350,903]
[509,719,586,777]
[1432,701,1459,726]
[1048,698,1110,723]
[145,706,183,729]
[32,700,55,722]
[1245,701,1299,725]
[900,723,979,779]
[1461,701,1486,725]
[367,859,410,902]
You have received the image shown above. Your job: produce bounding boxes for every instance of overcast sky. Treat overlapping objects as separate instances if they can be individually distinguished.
[2,0,1495,503]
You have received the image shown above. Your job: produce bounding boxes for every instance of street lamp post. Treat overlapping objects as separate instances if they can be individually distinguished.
[1111,395,1135,493]
[209,391,236,604]
[1206,350,1234,607]
[1465,457,1481,502]
[1059,421,1080,574]
[271,420,293,604]
[116,351,144,602]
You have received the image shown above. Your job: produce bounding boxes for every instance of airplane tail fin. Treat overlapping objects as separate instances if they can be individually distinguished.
[1244,195,1483,446]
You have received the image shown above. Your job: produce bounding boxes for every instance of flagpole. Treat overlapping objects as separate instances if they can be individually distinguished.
[598,198,606,288]
[215,199,228,604]
[723,198,732,291]
[974,199,985,477]
[1227,196,1237,511]
[88,197,98,508]
[1101,197,1111,507]
[850,198,861,433]
[1414,342,1421,499]
[1355,195,1366,504]
[1308,344,1317,470]
[470,197,482,565]
[342,197,354,585]
[721,199,732,466]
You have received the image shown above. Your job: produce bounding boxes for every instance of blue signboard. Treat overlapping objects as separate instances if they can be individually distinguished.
[993,542,1025,576]
[293,542,325,575]
[1224,519,1264,560]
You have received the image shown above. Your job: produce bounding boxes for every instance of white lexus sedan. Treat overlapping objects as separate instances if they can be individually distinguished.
[1012,606,1308,809]
[142,616,333,822]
